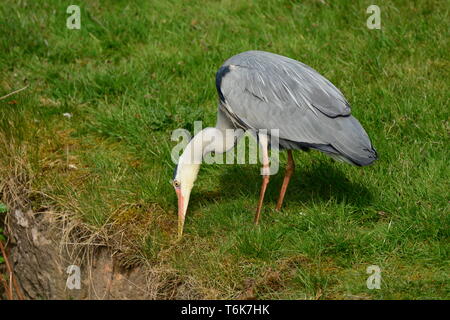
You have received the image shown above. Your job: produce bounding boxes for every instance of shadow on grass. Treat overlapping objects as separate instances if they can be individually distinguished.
[212,158,374,209]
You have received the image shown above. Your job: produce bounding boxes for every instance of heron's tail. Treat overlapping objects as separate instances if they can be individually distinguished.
[276,114,377,166]
[324,115,377,167]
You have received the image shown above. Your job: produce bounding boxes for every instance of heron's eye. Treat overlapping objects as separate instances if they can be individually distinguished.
[173,180,181,188]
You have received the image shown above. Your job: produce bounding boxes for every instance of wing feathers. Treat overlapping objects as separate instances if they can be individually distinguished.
[217,51,377,166]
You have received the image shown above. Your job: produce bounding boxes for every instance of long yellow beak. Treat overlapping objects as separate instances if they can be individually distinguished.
[176,188,185,239]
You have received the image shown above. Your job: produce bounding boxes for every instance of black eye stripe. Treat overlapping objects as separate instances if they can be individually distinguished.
[172,164,178,180]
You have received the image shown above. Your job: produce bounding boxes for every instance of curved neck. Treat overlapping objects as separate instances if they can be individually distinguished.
[179,127,233,165]
[179,128,210,165]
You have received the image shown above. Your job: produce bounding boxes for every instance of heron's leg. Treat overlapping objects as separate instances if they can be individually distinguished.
[275,150,295,211]
[254,134,270,225]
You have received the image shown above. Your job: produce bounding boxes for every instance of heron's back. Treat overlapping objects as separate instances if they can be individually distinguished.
[216,50,377,166]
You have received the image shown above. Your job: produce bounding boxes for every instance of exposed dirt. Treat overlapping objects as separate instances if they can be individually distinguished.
[3,206,160,299]
[0,140,200,300]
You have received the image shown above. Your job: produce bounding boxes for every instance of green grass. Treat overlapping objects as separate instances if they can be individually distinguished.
[0,0,448,299]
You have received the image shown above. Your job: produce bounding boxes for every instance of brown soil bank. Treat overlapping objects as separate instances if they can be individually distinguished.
[0,151,200,300]
[4,206,148,299]
[3,205,196,300]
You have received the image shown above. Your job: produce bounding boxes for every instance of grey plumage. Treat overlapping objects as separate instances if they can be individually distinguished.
[216,50,377,166]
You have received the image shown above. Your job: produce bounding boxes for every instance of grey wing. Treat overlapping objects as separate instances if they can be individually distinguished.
[216,51,377,166]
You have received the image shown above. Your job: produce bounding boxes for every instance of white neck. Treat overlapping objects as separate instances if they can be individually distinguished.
[176,127,238,188]
[179,127,236,165]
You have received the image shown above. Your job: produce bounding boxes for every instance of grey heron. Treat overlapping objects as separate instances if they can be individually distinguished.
[173,50,377,237]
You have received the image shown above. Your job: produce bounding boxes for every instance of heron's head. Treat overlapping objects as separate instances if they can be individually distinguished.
[172,161,200,238]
